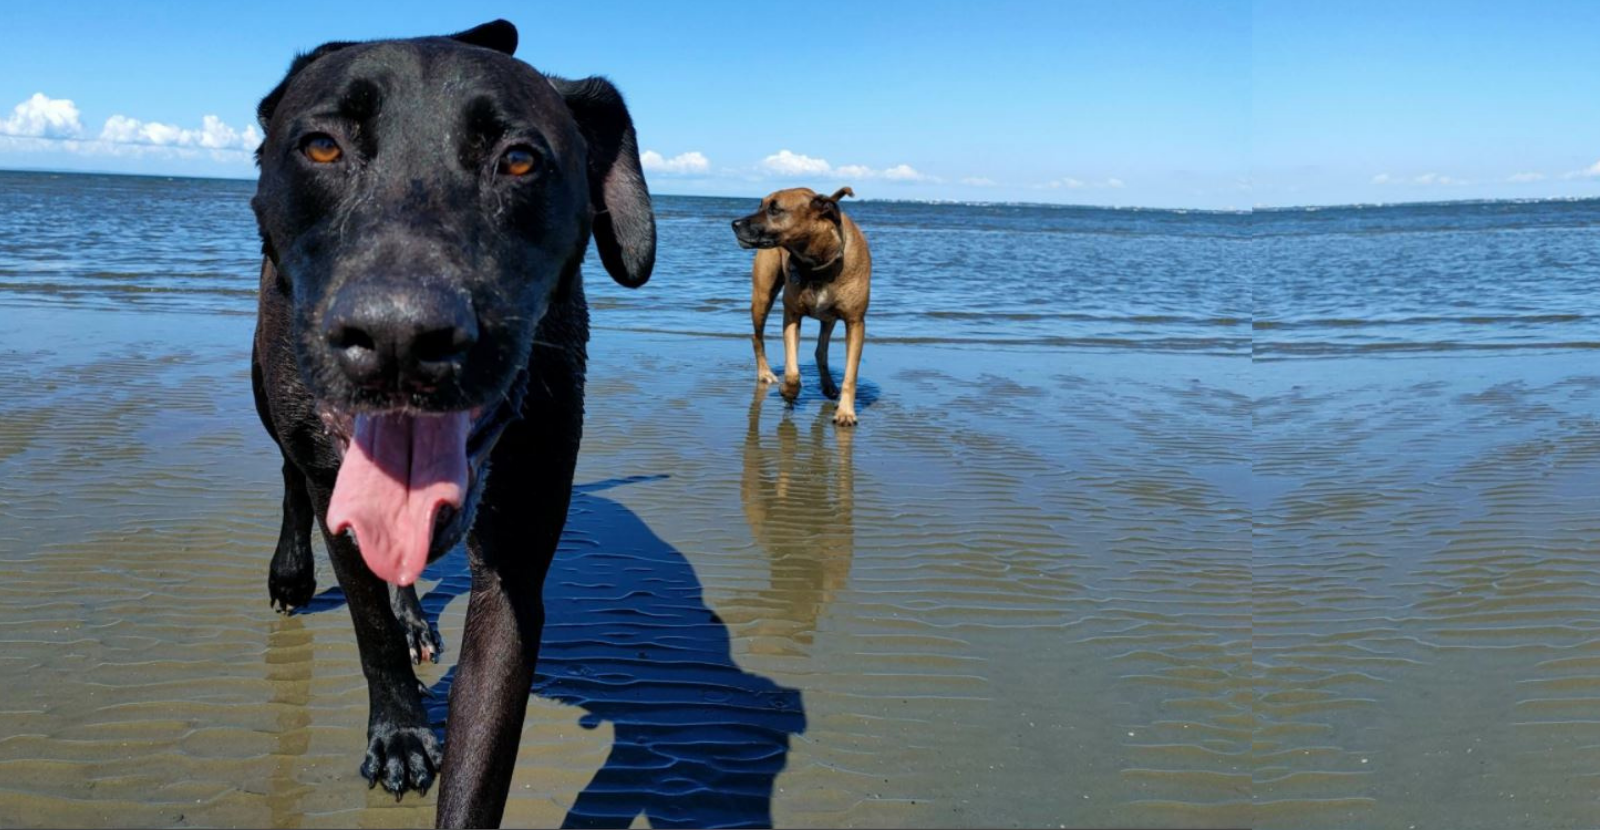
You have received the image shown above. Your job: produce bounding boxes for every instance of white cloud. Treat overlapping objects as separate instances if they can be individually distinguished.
[882,163,931,182]
[96,113,260,151]
[0,94,262,165]
[640,149,710,175]
[961,176,997,187]
[758,149,935,183]
[1040,176,1122,190]
[1507,172,1546,183]
[1377,171,1468,186]
[762,149,833,176]
[1564,160,1600,179]
[1,93,84,138]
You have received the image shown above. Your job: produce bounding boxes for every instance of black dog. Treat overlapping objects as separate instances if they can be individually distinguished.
[249,20,654,827]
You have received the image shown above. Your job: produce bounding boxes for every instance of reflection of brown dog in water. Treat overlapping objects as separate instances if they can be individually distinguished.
[731,187,872,425]
[738,384,854,646]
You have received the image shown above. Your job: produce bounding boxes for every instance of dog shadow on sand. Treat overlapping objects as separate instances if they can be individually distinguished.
[300,473,806,829]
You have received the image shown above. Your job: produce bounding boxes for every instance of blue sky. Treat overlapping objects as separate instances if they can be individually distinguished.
[0,2,1595,208]
[1254,1,1600,207]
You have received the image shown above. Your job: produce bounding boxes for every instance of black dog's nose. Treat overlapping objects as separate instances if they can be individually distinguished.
[323,284,478,395]
[731,218,745,231]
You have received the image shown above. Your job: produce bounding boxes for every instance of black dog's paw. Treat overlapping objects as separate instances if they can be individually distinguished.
[400,614,443,665]
[360,721,442,799]
[268,560,316,613]
[391,589,443,664]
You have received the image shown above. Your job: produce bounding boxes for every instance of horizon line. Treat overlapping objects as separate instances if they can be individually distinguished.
[6,165,1600,214]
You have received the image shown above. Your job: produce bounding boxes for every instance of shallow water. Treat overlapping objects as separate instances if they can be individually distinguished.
[1,171,1599,828]
[0,304,1249,828]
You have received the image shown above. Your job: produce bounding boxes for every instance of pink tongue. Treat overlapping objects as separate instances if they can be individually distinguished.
[326,411,470,587]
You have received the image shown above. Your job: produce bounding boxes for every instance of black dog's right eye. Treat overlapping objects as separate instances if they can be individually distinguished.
[301,134,343,164]
[497,147,540,177]
[768,202,782,216]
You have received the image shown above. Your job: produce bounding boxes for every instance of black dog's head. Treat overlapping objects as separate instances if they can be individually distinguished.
[251,20,654,585]
[732,186,853,250]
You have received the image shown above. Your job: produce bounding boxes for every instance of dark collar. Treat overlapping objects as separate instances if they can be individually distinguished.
[789,217,847,273]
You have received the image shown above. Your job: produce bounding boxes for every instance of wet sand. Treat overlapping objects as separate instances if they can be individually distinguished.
[1255,355,1600,830]
[0,303,1250,827]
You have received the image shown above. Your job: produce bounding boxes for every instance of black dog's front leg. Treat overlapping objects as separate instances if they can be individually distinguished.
[435,542,548,828]
[310,483,443,798]
[268,459,317,612]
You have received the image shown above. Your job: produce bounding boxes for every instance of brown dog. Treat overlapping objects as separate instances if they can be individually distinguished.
[732,187,873,425]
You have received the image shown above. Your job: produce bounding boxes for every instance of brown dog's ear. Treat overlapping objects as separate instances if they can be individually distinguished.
[549,75,657,289]
[255,40,357,134]
[811,186,855,219]
[447,19,518,56]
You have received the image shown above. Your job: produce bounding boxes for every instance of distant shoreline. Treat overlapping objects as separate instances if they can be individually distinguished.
[5,166,1600,214]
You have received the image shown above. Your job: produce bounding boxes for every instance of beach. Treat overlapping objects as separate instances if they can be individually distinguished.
[0,299,1249,828]
[6,171,1600,828]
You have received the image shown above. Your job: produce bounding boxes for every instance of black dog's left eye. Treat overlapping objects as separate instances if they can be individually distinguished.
[497,147,539,177]
[302,134,343,164]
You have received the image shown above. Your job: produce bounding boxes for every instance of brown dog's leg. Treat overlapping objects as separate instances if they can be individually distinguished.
[835,318,865,426]
[816,319,840,399]
[781,308,803,402]
[750,252,783,384]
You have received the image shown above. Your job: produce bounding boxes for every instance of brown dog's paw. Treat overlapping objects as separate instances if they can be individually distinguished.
[833,408,858,427]
[758,369,779,385]
[360,720,442,799]
[780,376,801,401]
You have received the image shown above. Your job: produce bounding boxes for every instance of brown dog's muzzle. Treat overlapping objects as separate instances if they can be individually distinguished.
[731,216,776,249]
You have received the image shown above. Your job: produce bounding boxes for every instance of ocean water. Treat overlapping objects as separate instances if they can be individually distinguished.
[4,169,1600,829]
[1254,199,1600,357]
[0,169,1251,354]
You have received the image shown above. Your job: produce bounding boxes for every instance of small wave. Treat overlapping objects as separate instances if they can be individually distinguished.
[907,310,1249,326]
[1255,314,1588,330]
[595,324,1248,354]
[1253,340,1600,359]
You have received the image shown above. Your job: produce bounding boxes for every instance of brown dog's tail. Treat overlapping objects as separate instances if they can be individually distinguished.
[828,187,856,202]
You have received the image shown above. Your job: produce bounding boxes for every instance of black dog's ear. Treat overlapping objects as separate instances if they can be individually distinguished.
[549,75,656,289]
[256,40,357,132]
[448,19,517,56]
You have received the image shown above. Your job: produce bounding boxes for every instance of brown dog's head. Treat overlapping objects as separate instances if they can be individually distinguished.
[732,186,854,250]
